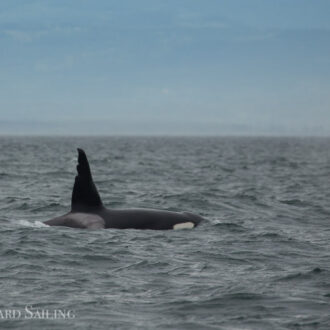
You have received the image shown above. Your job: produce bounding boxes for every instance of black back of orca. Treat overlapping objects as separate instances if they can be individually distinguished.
[44,149,205,230]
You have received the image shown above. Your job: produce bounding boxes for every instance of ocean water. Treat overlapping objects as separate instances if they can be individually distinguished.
[0,136,330,329]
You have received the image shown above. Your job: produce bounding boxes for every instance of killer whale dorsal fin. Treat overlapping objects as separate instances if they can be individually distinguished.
[71,148,103,212]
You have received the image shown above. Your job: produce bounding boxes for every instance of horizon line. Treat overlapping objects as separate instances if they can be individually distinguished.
[1,133,330,138]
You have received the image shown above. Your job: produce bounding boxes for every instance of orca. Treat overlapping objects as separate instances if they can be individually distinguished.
[44,149,205,230]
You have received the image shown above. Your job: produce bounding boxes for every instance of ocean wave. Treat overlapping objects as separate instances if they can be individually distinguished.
[17,220,49,228]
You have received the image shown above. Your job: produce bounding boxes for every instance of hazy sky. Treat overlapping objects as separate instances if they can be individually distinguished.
[1,0,330,135]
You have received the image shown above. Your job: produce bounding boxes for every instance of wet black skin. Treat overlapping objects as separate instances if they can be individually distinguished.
[44,149,204,230]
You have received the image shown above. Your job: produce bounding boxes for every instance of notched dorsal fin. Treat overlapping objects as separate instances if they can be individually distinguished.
[71,148,103,212]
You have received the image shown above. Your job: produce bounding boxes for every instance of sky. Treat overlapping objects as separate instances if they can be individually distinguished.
[0,0,330,135]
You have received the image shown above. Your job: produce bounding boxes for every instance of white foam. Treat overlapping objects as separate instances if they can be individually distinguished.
[173,222,195,230]
[18,220,49,228]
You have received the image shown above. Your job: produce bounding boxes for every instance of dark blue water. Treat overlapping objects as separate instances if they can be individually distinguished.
[1,136,330,329]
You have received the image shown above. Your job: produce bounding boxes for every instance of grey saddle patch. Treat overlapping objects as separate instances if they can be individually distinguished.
[65,213,105,229]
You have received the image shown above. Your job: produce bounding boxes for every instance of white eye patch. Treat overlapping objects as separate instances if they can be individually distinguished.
[173,222,195,230]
